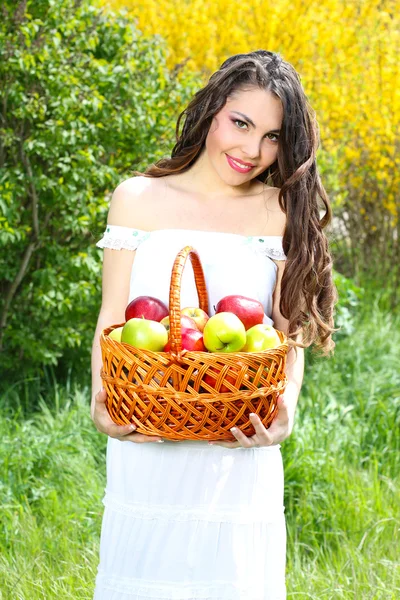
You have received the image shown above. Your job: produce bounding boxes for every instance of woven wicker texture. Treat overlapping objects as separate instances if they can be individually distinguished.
[100,246,288,441]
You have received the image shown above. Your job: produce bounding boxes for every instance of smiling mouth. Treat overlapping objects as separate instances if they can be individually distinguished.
[226,154,255,172]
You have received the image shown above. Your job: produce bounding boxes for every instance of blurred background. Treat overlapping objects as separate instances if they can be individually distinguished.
[0,1,399,598]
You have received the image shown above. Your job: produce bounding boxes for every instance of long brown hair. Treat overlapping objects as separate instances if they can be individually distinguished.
[135,50,337,354]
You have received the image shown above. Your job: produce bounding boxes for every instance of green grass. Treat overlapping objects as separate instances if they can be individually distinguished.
[0,389,106,600]
[284,307,400,598]
[1,306,399,599]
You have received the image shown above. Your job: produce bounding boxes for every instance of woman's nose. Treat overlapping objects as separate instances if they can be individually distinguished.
[241,137,263,160]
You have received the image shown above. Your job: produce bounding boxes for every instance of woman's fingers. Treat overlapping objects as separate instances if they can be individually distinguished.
[93,389,291,446]
[92,388,163,443]
[210,411,279,448]
[230,423,257,448]
[249,412,273,445]
[93,388,131,436]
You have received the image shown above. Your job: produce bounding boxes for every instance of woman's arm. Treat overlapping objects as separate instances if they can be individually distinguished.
[91,178,164,443]
[90,248,135,417]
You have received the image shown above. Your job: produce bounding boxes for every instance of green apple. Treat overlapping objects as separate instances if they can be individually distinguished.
[109,326,123,342]
[203,312,246,353]
[121,318,168,352]
[243,324,281,352]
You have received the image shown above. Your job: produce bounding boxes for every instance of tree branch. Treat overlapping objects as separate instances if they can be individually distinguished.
[0,240,38,350]
[19,144,40,239]
[0,143,41,350]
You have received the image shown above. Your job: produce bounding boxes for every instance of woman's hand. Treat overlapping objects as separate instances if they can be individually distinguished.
[91,388,164,443]
[208,394,295,449]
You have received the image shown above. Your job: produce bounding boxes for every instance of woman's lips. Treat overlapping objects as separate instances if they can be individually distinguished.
[226,154,255,173]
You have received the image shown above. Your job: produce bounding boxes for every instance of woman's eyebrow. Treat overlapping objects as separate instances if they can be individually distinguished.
[230,110,281,133]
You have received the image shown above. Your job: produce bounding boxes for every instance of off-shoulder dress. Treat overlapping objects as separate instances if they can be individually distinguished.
[93,226,288,600]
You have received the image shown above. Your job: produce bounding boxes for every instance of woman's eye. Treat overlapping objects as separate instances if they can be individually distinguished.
[232,119,279,142]
[233,119,248,129]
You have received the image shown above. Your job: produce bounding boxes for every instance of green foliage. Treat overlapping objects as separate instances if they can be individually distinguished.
[0,0,196,383]
[333,270,364,340]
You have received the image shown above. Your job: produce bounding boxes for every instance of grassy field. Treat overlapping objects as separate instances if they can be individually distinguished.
[1,305,399,599]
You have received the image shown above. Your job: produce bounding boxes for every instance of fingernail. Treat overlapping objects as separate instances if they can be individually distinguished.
[130,425,136,431]
[230,427,237,433]
[208,442,215,445]
[157,439,164,443]
[250,413,256,417]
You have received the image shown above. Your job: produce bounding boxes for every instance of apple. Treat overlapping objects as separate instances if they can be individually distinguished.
[164,328,206,352]
[215,295,264,330]
[181,307,209,332]
[249,366,270,387]
[109,326,123,342]
[160,314,198,333]
[203,312,246,353]
[121,318,168,352]
[125,296,169,322]
[203,363,249,392]
[243,324,281,352]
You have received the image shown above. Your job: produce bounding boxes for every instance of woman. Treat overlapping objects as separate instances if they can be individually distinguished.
[92,50,337,599]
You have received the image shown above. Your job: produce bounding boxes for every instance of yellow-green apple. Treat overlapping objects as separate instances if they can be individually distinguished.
[121,318,168,352]
[243,324,281,352]
[181,307,209,332]
[203,312,246,353]
[125,296,169,322]
[215,295,264,330]
[109,326,123,342]
[160,314,198,333]
[164,328,206,352]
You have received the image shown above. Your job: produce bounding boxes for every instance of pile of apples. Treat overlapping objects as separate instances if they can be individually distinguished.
[109,294,281,354]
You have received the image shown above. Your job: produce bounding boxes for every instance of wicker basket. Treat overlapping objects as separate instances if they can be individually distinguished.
[100,245,288,441]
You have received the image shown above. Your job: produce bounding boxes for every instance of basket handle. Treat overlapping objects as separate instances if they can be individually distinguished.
[168,246,209,355]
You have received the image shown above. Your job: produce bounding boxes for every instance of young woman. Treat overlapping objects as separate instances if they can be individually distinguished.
[91,50,336,600]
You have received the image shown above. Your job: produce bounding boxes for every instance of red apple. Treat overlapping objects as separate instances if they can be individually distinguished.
[160,314,198,332]
[203,363,249,392]
[181,307,209,332]
[215,295,264,330]
[164,329,206,352]
[125,296,169,322]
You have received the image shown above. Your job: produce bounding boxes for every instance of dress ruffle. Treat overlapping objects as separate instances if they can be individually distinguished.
[96,226,287,261]
[93,440,287,599]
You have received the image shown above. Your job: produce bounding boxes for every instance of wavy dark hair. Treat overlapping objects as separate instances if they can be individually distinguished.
[135,50,337,354]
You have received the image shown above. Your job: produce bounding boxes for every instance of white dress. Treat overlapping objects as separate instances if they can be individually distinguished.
[94,226,288,600]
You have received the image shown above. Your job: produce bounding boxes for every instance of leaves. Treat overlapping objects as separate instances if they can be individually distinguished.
[0,0,197,379]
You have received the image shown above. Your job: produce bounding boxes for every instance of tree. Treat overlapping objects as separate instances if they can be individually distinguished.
[0,0,196,384]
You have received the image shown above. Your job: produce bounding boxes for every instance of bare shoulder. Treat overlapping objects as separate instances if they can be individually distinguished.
[261,186,287,236]
[107,175,157,227]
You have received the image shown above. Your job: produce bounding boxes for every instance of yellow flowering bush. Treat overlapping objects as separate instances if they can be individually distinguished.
[100,0,399,284]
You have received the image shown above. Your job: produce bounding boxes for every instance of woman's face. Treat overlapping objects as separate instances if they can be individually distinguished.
[205,86,283,186]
